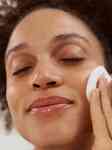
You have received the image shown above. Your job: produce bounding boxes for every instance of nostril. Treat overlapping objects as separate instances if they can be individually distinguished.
[32,81,57,89]
[47,81,57,86]
[33,84,40,88]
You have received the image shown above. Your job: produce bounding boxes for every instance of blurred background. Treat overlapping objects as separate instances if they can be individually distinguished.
[0,109,34,150]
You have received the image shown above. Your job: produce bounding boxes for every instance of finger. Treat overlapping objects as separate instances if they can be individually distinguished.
[89,88,109,140]
[107,79,112,100]
[99,78,112,138]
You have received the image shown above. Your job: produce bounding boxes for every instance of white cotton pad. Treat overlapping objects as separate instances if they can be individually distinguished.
[86,66,112,100]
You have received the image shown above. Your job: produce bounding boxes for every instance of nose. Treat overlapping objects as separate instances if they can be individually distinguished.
[31,67,63,90]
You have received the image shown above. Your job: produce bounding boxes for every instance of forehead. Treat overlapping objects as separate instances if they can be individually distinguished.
[6,8,100,56]
[8,8,84,42]
[14,8,76,31]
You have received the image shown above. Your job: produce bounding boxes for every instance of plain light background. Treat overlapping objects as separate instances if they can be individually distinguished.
[0,111,34,150]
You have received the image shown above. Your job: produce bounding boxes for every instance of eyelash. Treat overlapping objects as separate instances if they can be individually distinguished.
[12,57,83,75]
[60,57,84,64]
[13,66,32,76]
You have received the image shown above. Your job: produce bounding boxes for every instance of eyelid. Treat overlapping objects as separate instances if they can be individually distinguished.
[6,52,36,67]
[12,66,32,76]
[51,40,87,57]
[58,48,86,59]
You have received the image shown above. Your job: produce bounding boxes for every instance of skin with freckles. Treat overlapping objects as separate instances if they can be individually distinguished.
[5,8,108,150]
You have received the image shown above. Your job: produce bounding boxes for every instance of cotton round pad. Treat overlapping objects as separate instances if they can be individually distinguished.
[86,66,112,100]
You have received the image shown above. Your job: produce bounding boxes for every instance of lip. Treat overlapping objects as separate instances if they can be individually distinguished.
[27,96,74,113]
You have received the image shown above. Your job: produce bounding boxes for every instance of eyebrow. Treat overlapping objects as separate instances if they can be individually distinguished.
[5,33,89,60]
[52,33,89,44]
[5,42,29,60]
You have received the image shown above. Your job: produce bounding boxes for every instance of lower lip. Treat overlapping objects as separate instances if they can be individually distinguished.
[29,103,72,116]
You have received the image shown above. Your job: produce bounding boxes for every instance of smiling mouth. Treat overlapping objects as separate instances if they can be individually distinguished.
[27,96,74,115]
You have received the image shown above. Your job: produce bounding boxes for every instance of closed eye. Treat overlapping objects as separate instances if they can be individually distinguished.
[60,58,84,64]
[13,66,32,76]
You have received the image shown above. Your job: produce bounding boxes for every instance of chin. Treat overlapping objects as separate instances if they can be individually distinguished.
[24,123,90,149]
[30,133,77,148]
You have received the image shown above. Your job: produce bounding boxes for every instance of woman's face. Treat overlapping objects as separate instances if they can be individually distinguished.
[5,8,105,148]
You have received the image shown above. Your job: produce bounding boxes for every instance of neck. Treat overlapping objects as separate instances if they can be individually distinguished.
[34,133,94,150]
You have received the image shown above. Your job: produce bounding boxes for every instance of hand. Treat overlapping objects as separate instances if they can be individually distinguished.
[89,77,112,150]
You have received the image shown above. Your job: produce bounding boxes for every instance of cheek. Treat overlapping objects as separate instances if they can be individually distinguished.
[6,80,25,118]
[65,71,89,101]
[6,85,19,115]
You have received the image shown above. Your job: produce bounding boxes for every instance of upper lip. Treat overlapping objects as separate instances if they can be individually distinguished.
[27,96,74,112]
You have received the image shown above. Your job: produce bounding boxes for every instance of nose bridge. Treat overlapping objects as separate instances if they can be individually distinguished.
[38,59,57,77]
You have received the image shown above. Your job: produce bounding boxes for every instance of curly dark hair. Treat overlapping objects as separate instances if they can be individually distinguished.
[0,0,112,131]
